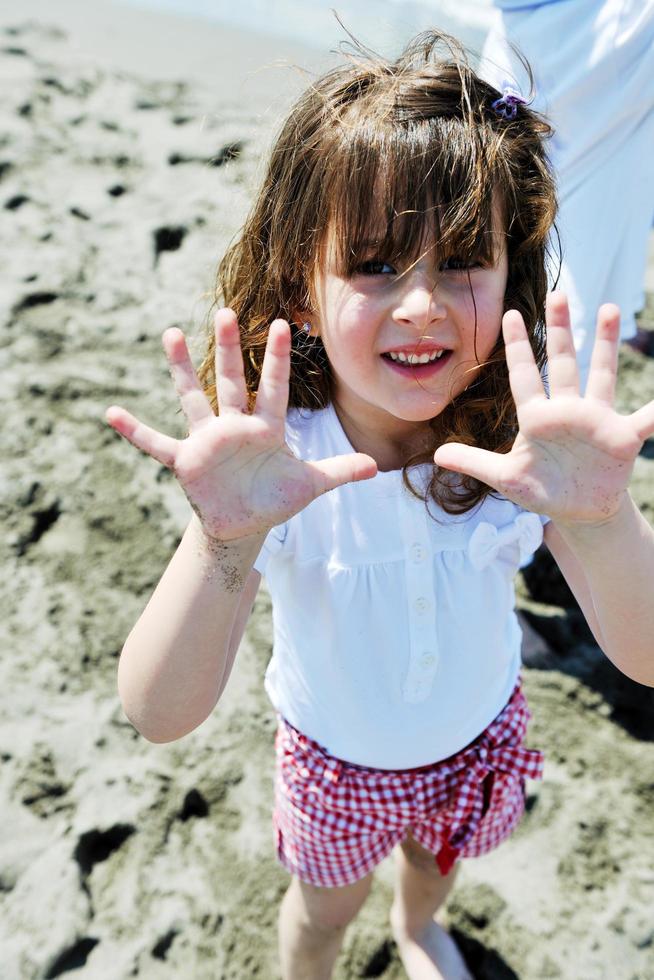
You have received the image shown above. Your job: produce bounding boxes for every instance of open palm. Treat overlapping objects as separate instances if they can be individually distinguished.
[106,310,376,541]
[434,294,654,525]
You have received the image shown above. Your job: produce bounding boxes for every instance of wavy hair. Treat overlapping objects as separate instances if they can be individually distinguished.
[198,30,558,514]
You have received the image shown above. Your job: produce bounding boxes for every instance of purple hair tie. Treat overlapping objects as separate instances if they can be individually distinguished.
[491,82,528,120]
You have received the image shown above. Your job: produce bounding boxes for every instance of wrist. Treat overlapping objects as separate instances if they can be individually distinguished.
[553,492,635,543]
[190,511,268,547]
[191,512,267,550]
[188,514,267,588]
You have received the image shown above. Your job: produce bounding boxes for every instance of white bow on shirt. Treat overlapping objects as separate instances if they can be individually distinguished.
[467,512,543,571]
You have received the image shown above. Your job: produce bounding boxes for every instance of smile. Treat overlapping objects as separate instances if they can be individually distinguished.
[385,350,446,365]
[381,348,453,377]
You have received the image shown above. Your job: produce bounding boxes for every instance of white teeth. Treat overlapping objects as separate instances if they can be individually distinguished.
[387,350,445,364]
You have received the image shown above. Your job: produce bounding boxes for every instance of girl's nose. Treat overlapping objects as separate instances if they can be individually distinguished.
[392,272,447,329]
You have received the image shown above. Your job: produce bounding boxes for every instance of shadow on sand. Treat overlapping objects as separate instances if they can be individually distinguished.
[518,546,654,742]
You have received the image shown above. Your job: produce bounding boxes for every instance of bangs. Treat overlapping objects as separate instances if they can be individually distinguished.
[321,94,502,277]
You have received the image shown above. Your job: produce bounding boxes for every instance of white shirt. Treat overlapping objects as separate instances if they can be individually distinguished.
[254,405,547,769]
[493,1,563,9]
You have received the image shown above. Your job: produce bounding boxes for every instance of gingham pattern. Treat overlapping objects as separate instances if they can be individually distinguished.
[273,681,544,887]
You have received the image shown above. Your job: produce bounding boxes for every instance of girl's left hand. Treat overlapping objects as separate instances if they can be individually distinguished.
[433,293,654,526]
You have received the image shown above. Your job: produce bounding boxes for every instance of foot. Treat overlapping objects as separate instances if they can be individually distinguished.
[393,917,474,980]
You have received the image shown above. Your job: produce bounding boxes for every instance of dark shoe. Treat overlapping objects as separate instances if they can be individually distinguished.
[624,327,654,357]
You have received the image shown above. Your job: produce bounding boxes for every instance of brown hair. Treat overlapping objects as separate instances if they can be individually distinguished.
[199,30,558,514]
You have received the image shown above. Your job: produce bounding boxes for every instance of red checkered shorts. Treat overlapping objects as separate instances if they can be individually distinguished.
[273,681,544,887]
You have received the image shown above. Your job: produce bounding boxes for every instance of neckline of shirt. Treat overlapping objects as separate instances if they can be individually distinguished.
[326,403,432,486]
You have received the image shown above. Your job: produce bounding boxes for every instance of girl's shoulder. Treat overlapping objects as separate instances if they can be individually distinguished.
[285,405,347,461]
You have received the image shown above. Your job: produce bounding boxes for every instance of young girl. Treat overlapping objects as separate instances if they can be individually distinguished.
[106,32,654,980]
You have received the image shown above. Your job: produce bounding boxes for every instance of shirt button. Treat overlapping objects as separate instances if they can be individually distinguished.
[411,543,427,563]
[421,652,436,668]
[414,596,430,614]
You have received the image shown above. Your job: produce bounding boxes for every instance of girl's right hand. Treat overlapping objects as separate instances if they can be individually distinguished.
[106,309,377,542]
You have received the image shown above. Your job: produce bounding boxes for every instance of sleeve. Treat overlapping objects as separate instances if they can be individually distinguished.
[253,522,288,576]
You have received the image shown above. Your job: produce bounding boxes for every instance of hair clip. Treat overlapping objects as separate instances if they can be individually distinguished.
[301,322,312,334]
[491,81,528,120]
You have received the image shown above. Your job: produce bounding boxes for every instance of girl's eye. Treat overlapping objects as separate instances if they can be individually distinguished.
[440,257,480,271]
[356,259,396,276]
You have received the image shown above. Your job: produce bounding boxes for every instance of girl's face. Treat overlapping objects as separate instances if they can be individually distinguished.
[310,214,509,465]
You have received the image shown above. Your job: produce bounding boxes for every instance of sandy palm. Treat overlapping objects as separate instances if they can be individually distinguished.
[434,294,654,525]
[106,309,376,541]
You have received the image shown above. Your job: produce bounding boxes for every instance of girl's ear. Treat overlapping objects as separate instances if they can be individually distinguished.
[293,310,320,337]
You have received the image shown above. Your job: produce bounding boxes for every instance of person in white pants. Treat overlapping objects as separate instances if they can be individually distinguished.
[479,0,654,388]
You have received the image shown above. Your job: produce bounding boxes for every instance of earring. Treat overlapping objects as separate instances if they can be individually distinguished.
[293,318,328,388]
[295,319,324,357]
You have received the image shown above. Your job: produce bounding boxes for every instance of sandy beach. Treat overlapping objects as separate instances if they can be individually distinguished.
[1,4,653,978]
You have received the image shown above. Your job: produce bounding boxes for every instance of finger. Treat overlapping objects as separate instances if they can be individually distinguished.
[584,303,620,405]
[106,406,178,468]
[502,309,547,407]
[308,453,377,494]
[162,328,214,428]
[544,292,579,396]
[630,400,654,442]
[254,319,292,422]
[434,443,504,491]
[214,308,248,414]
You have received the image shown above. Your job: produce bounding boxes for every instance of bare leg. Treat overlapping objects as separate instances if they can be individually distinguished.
[390,833,473,980]
[278,872,373,980]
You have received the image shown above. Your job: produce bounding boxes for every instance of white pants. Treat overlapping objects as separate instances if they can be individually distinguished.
[480,0,654,384]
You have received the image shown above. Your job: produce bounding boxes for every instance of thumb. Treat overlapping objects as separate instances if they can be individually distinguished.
[434,443,503,489]
[308,453,378,494]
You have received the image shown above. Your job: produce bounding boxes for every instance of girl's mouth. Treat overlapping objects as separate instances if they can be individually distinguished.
[381,349,452,375]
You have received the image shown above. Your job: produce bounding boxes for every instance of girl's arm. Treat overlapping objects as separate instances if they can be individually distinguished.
[108,310,376,742]
[117,519,263,743]
[544,501,654,684]
[434,294,654,687]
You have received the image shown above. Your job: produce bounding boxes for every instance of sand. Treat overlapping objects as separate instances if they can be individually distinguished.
[1,6,653,979]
